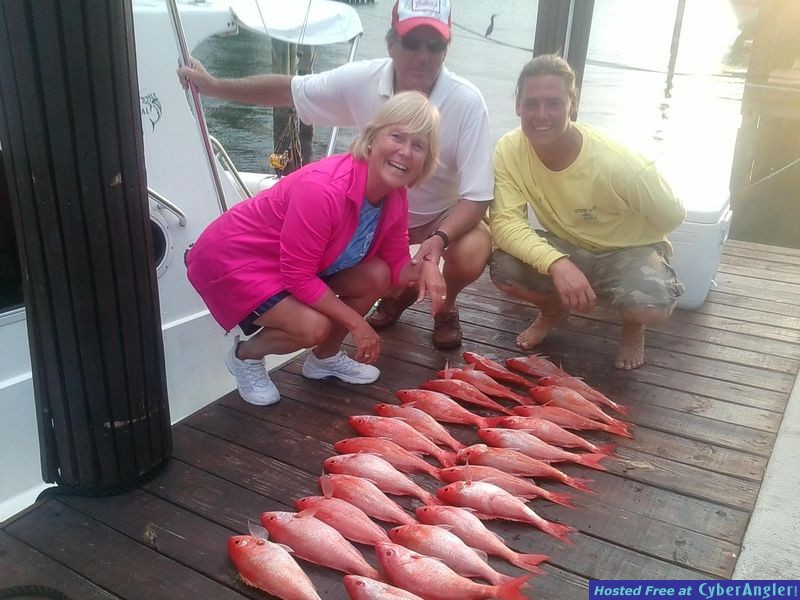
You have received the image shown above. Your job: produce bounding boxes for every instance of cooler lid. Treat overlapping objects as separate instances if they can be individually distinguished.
[659,163,731,224]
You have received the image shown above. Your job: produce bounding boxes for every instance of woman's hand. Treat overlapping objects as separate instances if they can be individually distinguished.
[416,260,447,316]
[351,320,381,364]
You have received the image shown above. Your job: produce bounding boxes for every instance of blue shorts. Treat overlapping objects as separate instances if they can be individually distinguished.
[238,290,290,336]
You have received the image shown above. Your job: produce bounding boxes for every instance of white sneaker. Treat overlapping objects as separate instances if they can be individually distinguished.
[301,350,380,384]
[225,336,280,406]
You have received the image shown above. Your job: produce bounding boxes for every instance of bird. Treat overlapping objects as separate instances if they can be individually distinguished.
[484,13,498,37]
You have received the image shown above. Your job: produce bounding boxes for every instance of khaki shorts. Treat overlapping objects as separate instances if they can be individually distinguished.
[490,232,684,311]
[408,205,490,245]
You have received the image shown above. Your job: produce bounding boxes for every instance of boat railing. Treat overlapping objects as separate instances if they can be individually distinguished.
[148,187,187,227]
[209,135,251,200]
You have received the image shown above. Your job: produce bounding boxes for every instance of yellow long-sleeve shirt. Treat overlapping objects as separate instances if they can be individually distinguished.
[490,123,686,274]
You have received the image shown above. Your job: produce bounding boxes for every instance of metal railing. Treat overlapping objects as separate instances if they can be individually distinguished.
[148,187,187,226]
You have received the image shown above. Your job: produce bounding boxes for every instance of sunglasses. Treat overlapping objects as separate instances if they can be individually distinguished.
[400,35,448,54]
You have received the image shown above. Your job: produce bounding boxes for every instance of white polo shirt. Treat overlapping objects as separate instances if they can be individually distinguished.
[291,58,494,228]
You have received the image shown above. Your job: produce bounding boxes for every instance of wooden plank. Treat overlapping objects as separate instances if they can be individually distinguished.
[465,277,800,358]
[4,500,245,600]
[0,530,120,599]
[724,239,800,258]
[172,424,321,504]
[60,489,347,600]
[718,262,800,285]
[718,254,800,276]
[704,290,800,322]
[713,272,800,305]
[387,311,791,412]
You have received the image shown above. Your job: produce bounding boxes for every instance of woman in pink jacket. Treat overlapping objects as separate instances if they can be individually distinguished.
[186,92,445,406]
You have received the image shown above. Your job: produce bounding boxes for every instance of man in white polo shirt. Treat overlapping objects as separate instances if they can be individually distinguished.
[179,0,493,350]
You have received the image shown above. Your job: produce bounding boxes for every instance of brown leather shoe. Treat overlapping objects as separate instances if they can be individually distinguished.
[432,309,462,349]
[367,287,418,330]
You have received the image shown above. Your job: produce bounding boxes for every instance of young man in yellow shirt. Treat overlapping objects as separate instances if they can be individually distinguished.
[489,55,686,369]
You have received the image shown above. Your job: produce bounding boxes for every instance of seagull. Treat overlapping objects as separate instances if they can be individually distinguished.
[484,13,498,37]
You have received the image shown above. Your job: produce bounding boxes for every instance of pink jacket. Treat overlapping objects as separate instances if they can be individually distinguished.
[186,154,411,331]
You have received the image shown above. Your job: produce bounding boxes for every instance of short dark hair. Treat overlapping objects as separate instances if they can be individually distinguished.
[515,54,577,106]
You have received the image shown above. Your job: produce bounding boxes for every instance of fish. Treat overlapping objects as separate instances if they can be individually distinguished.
[439,366,532,406]
[421,379,515,415]
[374,403,465,452]
[388,523,516,585]
[320,474,417,525]
[348,415,456,468]
[259,510,380,579]
[375,542,531,600]
[416,505,550,574]
[324,453,440,506]
[456,444,594,493]
[294,495,390,546]
[506,354,570,378]
[529,385,631,429]
[477,428,611,472]
[343,575,424,600]
[334,437,442,481]
[538,374,629,415]
[438,465,574,508]
[436,481,577,543]
[486,415,617,454]
[463,351,535,389]
[396,389,494,429]
[228,528,321,600]
[513,405,633,438]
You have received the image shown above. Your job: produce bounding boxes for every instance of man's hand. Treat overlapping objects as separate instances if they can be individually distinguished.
[415,260,447,316]
[177,57,216,95]
[549,257,596,313]
[412,233,446,266]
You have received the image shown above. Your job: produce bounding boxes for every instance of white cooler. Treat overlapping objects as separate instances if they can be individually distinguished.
[527,194,731,311]
[668,197,732,310]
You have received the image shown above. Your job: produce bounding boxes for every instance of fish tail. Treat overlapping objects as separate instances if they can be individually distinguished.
[541,520,578,544]
[494,575,533,600]
[575,452,610,471]
[541,489,576,508]
[564,476,595,493]
[606,400,630,415]
[507,552,548,574]
[595,443,618,457]
[604,422,634,438]
[425,465,443,481]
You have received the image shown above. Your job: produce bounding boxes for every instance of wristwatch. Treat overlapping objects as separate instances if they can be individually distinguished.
[427,230,450,250]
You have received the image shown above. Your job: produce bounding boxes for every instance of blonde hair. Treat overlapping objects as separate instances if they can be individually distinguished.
[350,91,440,186]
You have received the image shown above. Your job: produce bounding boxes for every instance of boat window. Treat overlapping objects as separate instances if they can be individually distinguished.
[0,150,24,313]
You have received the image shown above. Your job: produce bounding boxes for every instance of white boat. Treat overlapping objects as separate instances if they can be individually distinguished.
[0,0,362,522]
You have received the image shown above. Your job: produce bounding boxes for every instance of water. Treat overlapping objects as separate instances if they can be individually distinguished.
[194,0,745,216]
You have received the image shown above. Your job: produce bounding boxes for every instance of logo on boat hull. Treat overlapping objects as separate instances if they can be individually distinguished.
[140,91,162,131]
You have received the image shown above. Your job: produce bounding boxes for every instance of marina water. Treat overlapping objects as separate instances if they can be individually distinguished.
[195,0,745,219]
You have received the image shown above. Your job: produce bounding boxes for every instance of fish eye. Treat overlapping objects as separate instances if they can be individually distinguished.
[256,539,266,546]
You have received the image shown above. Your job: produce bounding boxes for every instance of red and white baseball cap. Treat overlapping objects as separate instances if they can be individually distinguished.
[391,0,452,41]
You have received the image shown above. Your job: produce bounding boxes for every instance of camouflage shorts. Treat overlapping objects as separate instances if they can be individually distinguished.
[490,233,684,311]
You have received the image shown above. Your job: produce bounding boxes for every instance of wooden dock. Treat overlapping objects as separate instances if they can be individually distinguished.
[2,239,799,599]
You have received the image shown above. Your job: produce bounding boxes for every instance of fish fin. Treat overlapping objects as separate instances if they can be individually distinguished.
[542,521,577,544]
[238,573,262,590]
[442,359,452,379]
[296,507,319,519]
[463,363,476,370]
[319,474,334,499]
[495,574,533,600]
[474,548,490,562]
[276,543,294,553]
[248,521,269,540]
[490,529,508,545]
[543,490,576,509]
[565,476,595,493]
[508,553,548,574]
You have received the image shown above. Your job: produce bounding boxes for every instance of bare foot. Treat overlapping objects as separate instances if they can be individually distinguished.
[516,311,569,350]
[615,323,645,369]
